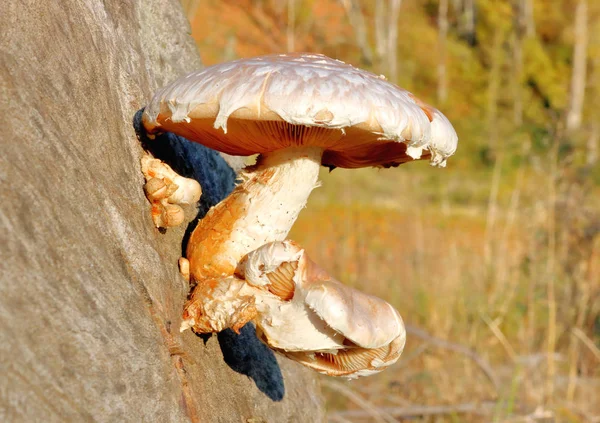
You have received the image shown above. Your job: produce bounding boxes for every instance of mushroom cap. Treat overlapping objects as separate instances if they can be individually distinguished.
[238,240,405,350]
[143,53,458,168]
[301,268,405,350]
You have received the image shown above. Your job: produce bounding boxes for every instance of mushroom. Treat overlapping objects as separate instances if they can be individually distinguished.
[142,53,458,282]
[140,154,202,228]
[141,53,457,375]
[182,241,406,378]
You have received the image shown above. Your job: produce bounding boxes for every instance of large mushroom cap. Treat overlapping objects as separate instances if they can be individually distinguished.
[143,53,458,168]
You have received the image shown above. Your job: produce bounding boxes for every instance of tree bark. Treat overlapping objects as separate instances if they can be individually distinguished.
[0,1,324,422]
[587,121,599,165]
[373,0,402,81]
[287,0,296,52]
[375,0,387,69]
[487,28,503,150]
[523,0,535,37]
[511,0,527,125]
[464,0,476,45]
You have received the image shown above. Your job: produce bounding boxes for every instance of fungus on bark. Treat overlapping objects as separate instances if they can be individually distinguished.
[143,53,457,278]
[182,241,406,378]
[141,53,458,376]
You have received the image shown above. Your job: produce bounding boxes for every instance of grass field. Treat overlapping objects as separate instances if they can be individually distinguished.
[289,162,599,422]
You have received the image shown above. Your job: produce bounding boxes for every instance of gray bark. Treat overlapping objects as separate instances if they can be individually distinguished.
[375,0,387,66]
[373,0,402,82]
[181,0,201,20]
[0,1,324,422]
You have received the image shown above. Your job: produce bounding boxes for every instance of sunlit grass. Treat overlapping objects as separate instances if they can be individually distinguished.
[290,162,599,422]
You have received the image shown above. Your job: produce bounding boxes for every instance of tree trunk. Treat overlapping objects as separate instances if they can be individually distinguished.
[464,0,476,45]
[386,0,402,83]
[512,32,524,125]
[373,0,402,81]
[181,0,201,20]
[511,0,528,125]
[566,0,588,132]
[0,1,325,422]
[588,55,600,165]
[375,0,387,69]
[339,0,374,65]
[287,0,296,52]
[438,0,449,104]
[523,0,535,37]
[487,28,503,150]
[587,121,599,165]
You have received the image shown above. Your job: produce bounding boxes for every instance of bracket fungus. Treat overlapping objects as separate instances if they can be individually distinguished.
[141,53,458,377]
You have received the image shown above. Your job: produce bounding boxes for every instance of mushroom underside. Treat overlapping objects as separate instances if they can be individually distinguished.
[149,116,428,168]
[274,335,405,378]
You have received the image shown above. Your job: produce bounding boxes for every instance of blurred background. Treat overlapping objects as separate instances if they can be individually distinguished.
[181,1,598,421]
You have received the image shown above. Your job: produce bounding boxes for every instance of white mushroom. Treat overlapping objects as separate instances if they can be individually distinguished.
[182,241,406,378]
[142,54,457,376]
[142,53,458,282]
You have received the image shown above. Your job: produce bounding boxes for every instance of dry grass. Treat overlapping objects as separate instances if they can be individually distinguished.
[289,159,600,422]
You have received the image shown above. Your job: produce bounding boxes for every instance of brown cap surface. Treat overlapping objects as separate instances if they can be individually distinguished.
[143,53,458,168]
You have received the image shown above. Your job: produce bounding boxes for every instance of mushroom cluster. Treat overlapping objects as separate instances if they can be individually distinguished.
[141,53,458,377]
[141,155,201,228]
[182,241,405,378]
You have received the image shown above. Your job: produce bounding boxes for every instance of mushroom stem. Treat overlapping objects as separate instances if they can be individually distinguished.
[186,146,323,281]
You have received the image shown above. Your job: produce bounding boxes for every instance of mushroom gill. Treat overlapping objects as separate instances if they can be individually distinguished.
[265,260,297,300]
[282,336,404,378]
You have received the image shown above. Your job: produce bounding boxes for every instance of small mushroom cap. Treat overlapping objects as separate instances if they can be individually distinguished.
[239,241,405,350]
[143,53,458,168]
[301,261,405,350]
